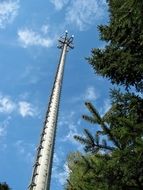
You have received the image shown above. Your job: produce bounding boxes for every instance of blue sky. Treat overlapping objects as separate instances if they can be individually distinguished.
[0,1,112,189]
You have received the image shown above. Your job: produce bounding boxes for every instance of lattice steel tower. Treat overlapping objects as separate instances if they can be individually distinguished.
[28,31,74,190]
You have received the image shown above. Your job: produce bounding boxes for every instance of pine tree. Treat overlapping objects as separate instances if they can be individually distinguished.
[66,93,143,189]
[66,0,143,189]
[87,0,143,92]
[0,182,11,190]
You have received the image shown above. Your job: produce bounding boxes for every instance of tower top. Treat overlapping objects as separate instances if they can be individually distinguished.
[57,31,74,50]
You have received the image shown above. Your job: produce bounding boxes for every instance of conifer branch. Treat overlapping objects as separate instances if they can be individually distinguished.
[84,102,121,149]
[82,115,96,124]
[74,128,115,153]
[85,102,103,124]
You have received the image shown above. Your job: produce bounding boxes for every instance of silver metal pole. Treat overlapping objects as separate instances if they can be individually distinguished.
[28,31,74,190]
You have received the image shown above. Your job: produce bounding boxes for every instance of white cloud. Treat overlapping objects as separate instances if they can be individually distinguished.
[0,116,11,137]
[58,111,75,126]
[84,86,98,101]
[54,163,70,185]
[0,93,38,118]
[18,101,37,117]
[50,0,69,10]
[59,112,82,149]
[103,99,111,113]
[52,152,69,186]
[52,112,84,186]
[41,24,49,35]
[15,140,25,154]
[62,123,78,143]
[0,0,19,29]
[66,0,106,31]
[14,140,34,163]
[0,95,16,113]
[17,28,54,48]
[53,153,60,165]
[20,65,44,84]
[71,86,99,103]
[100,99,111,116]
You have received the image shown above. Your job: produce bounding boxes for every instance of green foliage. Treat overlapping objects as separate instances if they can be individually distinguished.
[88,0,143,91]
[66,0,143,189]
[65,92,143,190]
[0,183,11,190]
[66,150,143,190]
[66,152,109,190]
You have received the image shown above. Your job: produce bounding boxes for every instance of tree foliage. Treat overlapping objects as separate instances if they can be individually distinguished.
[66,152,110,190]
[66,93,143,189]
[65,0,143,189]
[0,183,10,190]
[88,0,143,91]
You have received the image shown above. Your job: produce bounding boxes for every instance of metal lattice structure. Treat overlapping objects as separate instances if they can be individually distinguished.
[28,31,74,190]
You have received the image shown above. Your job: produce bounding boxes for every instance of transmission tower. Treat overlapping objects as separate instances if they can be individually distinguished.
[28,31,74,190]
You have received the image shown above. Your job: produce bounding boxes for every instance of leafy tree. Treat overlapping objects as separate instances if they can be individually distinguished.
[87,0,143,92]
[0,182,11,190]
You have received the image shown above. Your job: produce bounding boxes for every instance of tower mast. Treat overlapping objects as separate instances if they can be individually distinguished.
[28,31,74,190]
